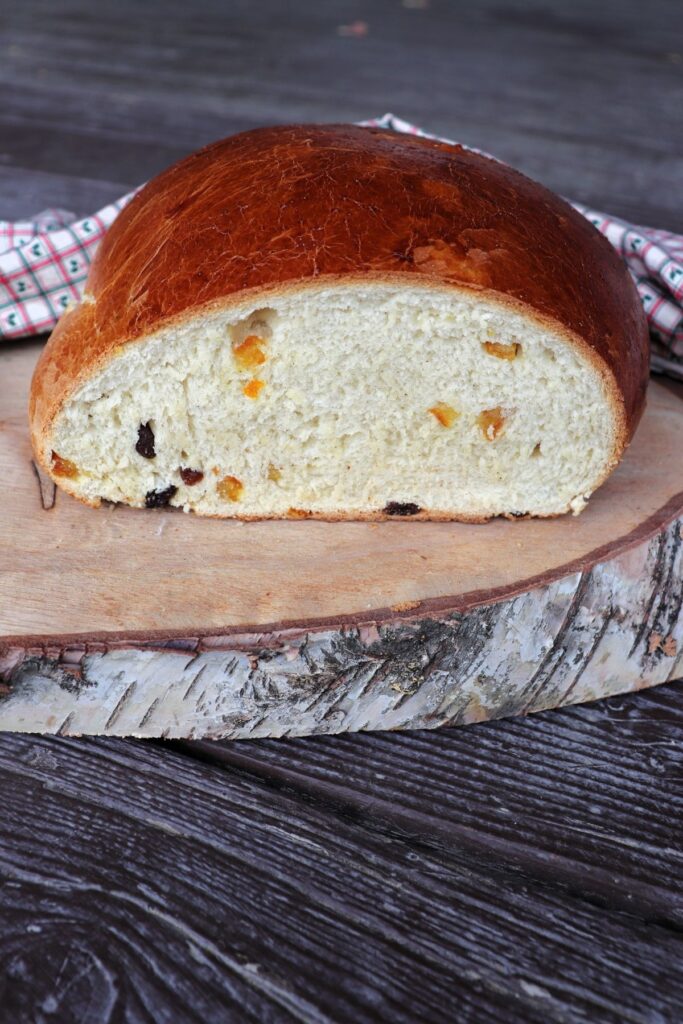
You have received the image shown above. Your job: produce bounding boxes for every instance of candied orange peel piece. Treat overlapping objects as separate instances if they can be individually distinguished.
[217,475,244,501]
[478,407,506,441]
[483,341,520,360]
[233,334,267,370]
[243,378,265,399]
[51,450,79,478]
[428,402,459,428]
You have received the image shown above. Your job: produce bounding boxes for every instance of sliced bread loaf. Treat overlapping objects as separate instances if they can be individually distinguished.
[30,125,649,520]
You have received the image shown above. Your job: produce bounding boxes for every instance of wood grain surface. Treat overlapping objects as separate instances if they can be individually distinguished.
[2,341,682,644]
[191,682,683,926]
[2,0,683,1019]
[0,699,682,1024]
[3,0,682,233]
[2,509,682,739]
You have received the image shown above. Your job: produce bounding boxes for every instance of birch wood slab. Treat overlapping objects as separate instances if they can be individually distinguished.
[1,340,681,738]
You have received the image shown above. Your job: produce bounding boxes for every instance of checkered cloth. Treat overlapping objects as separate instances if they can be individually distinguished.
[2,113,682,380]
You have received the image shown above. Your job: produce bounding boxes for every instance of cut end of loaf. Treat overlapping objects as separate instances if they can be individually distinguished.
[39,283,624,520]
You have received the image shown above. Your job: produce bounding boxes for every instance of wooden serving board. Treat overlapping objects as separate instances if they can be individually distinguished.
[1,340,681,739]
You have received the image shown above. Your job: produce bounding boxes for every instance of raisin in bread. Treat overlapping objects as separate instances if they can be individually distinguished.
[30,125,649,520]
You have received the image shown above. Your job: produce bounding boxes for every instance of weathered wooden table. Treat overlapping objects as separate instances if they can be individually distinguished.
[1,1,682,1020]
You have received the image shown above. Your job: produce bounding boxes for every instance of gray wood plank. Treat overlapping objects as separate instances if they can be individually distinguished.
[0,166,124,222]
[1,0,682,228]
[186,682,683,927]
[0,731,681,1024]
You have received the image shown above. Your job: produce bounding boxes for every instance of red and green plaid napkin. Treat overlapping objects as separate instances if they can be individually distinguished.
[2,114,682,380]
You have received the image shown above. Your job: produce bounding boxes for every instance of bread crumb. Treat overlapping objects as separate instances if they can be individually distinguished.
[391,599,421,612]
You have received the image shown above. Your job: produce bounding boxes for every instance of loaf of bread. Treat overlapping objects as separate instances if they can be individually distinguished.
[30,124,649,520]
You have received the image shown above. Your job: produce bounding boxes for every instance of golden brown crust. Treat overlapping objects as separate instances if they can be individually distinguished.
[30,123,649,495]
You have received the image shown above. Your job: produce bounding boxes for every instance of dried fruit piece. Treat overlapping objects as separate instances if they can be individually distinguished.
[267,464,282,482]
[384,502,421,516]
[428,402,458,427]
[478,407,506,441]
[51,451,79,478]
[217,475,244,502]
[135,422,156,458]
[145,485,177,508]
[243,378,265,399]
[483,341,520,360]
[233,334,267,370]
[180,467,204,486]
[287,508,311,519]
